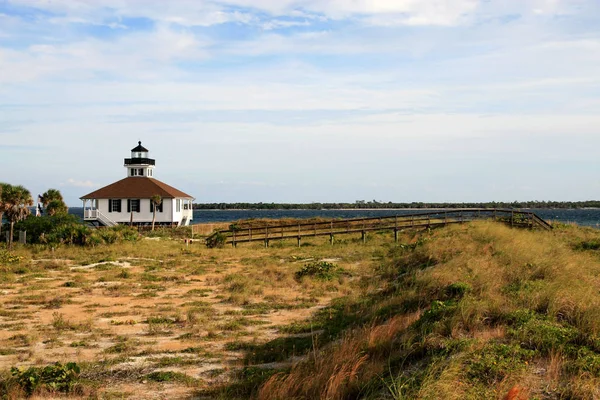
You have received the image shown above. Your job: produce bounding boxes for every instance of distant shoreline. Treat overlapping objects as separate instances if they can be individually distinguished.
[190,207,600,211]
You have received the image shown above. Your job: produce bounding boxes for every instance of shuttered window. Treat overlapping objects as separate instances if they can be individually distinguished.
[127,199,140,213]
[109,199,121,213]
[150,200,163,213]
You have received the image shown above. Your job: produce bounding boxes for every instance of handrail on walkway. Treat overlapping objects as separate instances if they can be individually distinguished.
[205,208,552,248]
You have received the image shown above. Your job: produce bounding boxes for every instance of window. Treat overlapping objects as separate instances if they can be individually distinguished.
[138,168,144,176]
[150,200,163,213]
[176,199,181,212]
[127,199,141,213]
[109,199,121,213]
[130,169,135,176]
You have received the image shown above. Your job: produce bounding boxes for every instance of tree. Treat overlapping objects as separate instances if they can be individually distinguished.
[3,185,33,249]
[40,189,67,216]
[0,182,8,237]
[46,199,68,216]
[150,194,162,231]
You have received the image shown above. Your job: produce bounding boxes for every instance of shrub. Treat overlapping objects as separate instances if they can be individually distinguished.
[206,232,227,248]
[0,251,23,264]
[14,214,90,246]
[574,240,600,251]
[445,282,471,298]
[10,362,80,395]
[509,317,578,354]
[467,343,535,384]
[295,261,340,280]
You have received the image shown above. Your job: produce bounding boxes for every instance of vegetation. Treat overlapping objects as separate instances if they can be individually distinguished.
[14,214,139,246]
[9,362,80,396]
[39,188,68,216]
[0,218,598,399]
[211,222,600,399]
[193,200,600,210]
[295,261,342,280]
[150,194,162,231]
[0,184,33,250]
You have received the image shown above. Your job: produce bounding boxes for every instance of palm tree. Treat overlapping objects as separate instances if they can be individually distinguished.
[3,185,33,250]
[150,194,162,231]
[0,182,8,238]
[40,189,67,216]
[40,189,64,207]
[46,199,68,216]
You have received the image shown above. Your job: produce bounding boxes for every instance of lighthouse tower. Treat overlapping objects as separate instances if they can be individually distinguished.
[125,141,155,178]
[81,141,194,227]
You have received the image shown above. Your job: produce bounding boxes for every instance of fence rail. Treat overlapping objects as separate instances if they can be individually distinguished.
[205,208,552,247]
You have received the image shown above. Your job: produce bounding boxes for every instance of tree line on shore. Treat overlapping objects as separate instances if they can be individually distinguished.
[193,200,600,210]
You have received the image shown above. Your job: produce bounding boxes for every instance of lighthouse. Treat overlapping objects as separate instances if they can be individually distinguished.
[80,142,194,227]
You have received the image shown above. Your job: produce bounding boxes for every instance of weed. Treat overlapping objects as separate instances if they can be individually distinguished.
[11,362,80,395]
[467,343,535,384]
[295,261,341,280]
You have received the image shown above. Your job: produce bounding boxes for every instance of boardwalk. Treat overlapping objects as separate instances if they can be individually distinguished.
[206,208,553,247]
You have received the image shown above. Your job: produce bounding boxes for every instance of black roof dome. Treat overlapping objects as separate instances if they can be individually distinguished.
[131,141,149,152]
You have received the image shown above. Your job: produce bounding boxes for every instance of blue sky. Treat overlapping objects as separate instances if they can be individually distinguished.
[1,0,599,206]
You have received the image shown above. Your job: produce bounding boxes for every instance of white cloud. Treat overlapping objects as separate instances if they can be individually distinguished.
[63,179,98,188]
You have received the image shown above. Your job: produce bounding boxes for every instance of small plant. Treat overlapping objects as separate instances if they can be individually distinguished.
[11,362,80,395]
[0,250,23,264]
[295,261,340,280]
[51,312,73,331]
[144,371,194,384]
[467,343,535,384]
[206,232,227,248]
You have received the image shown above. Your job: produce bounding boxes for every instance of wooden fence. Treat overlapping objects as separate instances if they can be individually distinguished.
[205,208,552,247]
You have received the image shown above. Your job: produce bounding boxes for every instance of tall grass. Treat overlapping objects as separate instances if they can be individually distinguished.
[252,222,600,399]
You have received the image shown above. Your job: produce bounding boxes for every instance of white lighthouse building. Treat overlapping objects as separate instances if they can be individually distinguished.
[81,142,194,227]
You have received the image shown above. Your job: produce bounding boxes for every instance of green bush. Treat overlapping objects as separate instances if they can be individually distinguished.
[295,261,340,280]
[445,282,471,298]
[0,251,23,264]
[14,214,90,246]
[509,317,578,354]
[574,240,600,251]
[467,343,535,384]
[10,362,80,395]
[206,232,227,248]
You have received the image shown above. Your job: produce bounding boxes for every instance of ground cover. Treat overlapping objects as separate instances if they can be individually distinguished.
[0,221,599,399]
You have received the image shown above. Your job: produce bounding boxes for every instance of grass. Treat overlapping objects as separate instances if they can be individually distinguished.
[207,222,600,400]
[1,221,599,399]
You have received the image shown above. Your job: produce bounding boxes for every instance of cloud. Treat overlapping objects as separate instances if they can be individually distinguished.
[63,179,98,188]
[1,0,599,205]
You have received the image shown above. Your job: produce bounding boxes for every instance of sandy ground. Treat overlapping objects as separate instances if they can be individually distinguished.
[0,241,354,399]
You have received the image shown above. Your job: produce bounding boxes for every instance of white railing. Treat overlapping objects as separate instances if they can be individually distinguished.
[84,209,118,227]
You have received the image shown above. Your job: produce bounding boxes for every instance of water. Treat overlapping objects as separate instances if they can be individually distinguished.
[67,208,600,228]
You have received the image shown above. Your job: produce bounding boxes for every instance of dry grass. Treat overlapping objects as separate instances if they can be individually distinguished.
[0,225,388,399]
[248,222,600,400]
[2,221,600,399]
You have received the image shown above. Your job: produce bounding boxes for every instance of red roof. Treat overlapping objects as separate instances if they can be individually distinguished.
[80,177,193,200]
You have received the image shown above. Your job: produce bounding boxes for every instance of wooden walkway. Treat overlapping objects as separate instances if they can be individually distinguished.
[206,208,552,247]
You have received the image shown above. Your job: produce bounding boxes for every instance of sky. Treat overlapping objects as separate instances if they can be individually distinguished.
[1,0,599,206]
